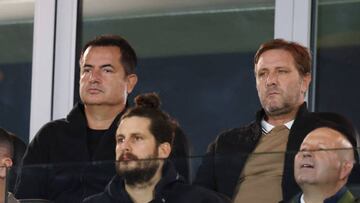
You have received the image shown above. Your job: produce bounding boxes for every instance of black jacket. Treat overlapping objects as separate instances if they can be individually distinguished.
[16,103,190,203]
[194,103,318,201]
[83,161,230,203]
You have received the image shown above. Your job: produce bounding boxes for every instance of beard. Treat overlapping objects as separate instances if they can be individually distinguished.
[116,151,160,186]
[261,89,301,117]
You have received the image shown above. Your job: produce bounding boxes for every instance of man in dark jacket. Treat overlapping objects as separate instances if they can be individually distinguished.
[195,39,360,202]
[15,35,190,203]
[84,93,229,203]
[194,39,314,203]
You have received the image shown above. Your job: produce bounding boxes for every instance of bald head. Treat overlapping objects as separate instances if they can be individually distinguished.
[294,127,355,199]
[303,127,354,162]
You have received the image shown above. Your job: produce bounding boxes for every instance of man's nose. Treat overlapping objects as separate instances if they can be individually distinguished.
[118,139,131,152]
[302,150,312,158]
[89,68,101,82]
[266,72,278,86]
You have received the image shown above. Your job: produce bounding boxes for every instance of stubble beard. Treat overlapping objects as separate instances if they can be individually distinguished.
[264,101,294,117]
[262,89,301,117]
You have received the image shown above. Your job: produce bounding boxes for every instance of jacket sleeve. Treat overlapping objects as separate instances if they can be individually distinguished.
[193,140,217,190]
[15,123,52,200]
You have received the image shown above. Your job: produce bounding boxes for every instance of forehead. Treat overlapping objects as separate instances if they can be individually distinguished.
[82,46,122,62]
[117,116,152,136]
[255,49,296,70]
[301,127,342,147]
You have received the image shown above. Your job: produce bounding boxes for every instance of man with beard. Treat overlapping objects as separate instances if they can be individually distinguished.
[16,35,190,203]
[83,93,229,203]
[291,120,358,203]
[194,39,315,202]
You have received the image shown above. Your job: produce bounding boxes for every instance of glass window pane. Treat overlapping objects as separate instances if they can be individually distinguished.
[315,0,360,131]
[79,0,275,174]
[0,0,34,143]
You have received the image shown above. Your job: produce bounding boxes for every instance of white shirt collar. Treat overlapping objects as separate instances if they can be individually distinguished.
[300,194,305,203]
[261,119,294,134]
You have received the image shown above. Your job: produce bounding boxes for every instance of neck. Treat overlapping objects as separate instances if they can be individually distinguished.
[302,183,344,203]
[0,179,5,203]
[125,166,163,203]
[265,104,301,126]
[84,104,124,130]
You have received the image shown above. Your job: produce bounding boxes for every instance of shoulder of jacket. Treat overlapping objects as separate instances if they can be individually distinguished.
[215,121,258,142]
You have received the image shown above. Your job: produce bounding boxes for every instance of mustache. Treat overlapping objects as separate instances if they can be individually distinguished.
[117,153,138,161]
[265,86,281,93]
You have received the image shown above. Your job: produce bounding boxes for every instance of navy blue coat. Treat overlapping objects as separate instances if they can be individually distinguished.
[83,161,230,203]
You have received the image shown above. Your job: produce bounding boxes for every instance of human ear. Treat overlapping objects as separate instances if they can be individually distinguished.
[301,73,312,94]
[339,161,354,180]
[126,74,138,94]
[158,142,171,159]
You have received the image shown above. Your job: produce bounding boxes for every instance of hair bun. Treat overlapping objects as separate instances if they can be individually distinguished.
[134,92,161,109]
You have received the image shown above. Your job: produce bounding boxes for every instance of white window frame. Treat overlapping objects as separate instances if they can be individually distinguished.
[29,0,78,141]
[30,0,314,141]
[274,0,313,106]
[29,0,56,141]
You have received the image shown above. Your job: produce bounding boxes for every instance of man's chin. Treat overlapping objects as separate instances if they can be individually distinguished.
[296,175,317,185]
[82,100,104,106]
[119,163,160,186]
[265,106,283,115]
[265,103,294,116]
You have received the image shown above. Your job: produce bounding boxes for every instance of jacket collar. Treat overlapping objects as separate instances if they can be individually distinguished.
[252,102,308,141]
[65,102,125,160]
[67,102,124,126]
[106,161,183,202]
[255,102,308,124]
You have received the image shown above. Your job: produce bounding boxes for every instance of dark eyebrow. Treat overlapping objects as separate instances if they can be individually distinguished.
[100,64,114,69]
[130,132,143,137]
[82,64,114,69]
[83,64,93,68]
[275,66,289,70]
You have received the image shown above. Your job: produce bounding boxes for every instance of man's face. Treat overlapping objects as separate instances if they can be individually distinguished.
[115,116,169,185]
[255,49,311,117]
[0,147,12,180]
[294,128,350,186]
[79,46,137,107]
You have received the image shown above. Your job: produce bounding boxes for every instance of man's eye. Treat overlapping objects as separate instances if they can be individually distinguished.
[134,136,143,141]
[278,69,288,74]
[82,68,91,73]
[103,68,113,73]
[117,138,125,143]
[258,72,266,77]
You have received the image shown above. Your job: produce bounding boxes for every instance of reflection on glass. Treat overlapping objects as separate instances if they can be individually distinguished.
[0,0,34,144]
[9,149,360,202]
[80,0,275,169]
[316,0,360,132]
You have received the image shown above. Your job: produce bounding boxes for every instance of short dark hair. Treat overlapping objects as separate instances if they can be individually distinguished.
[121,93,177,146]
[0,128,15,158]
[254,38,311,77]
[79,34,137,75]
